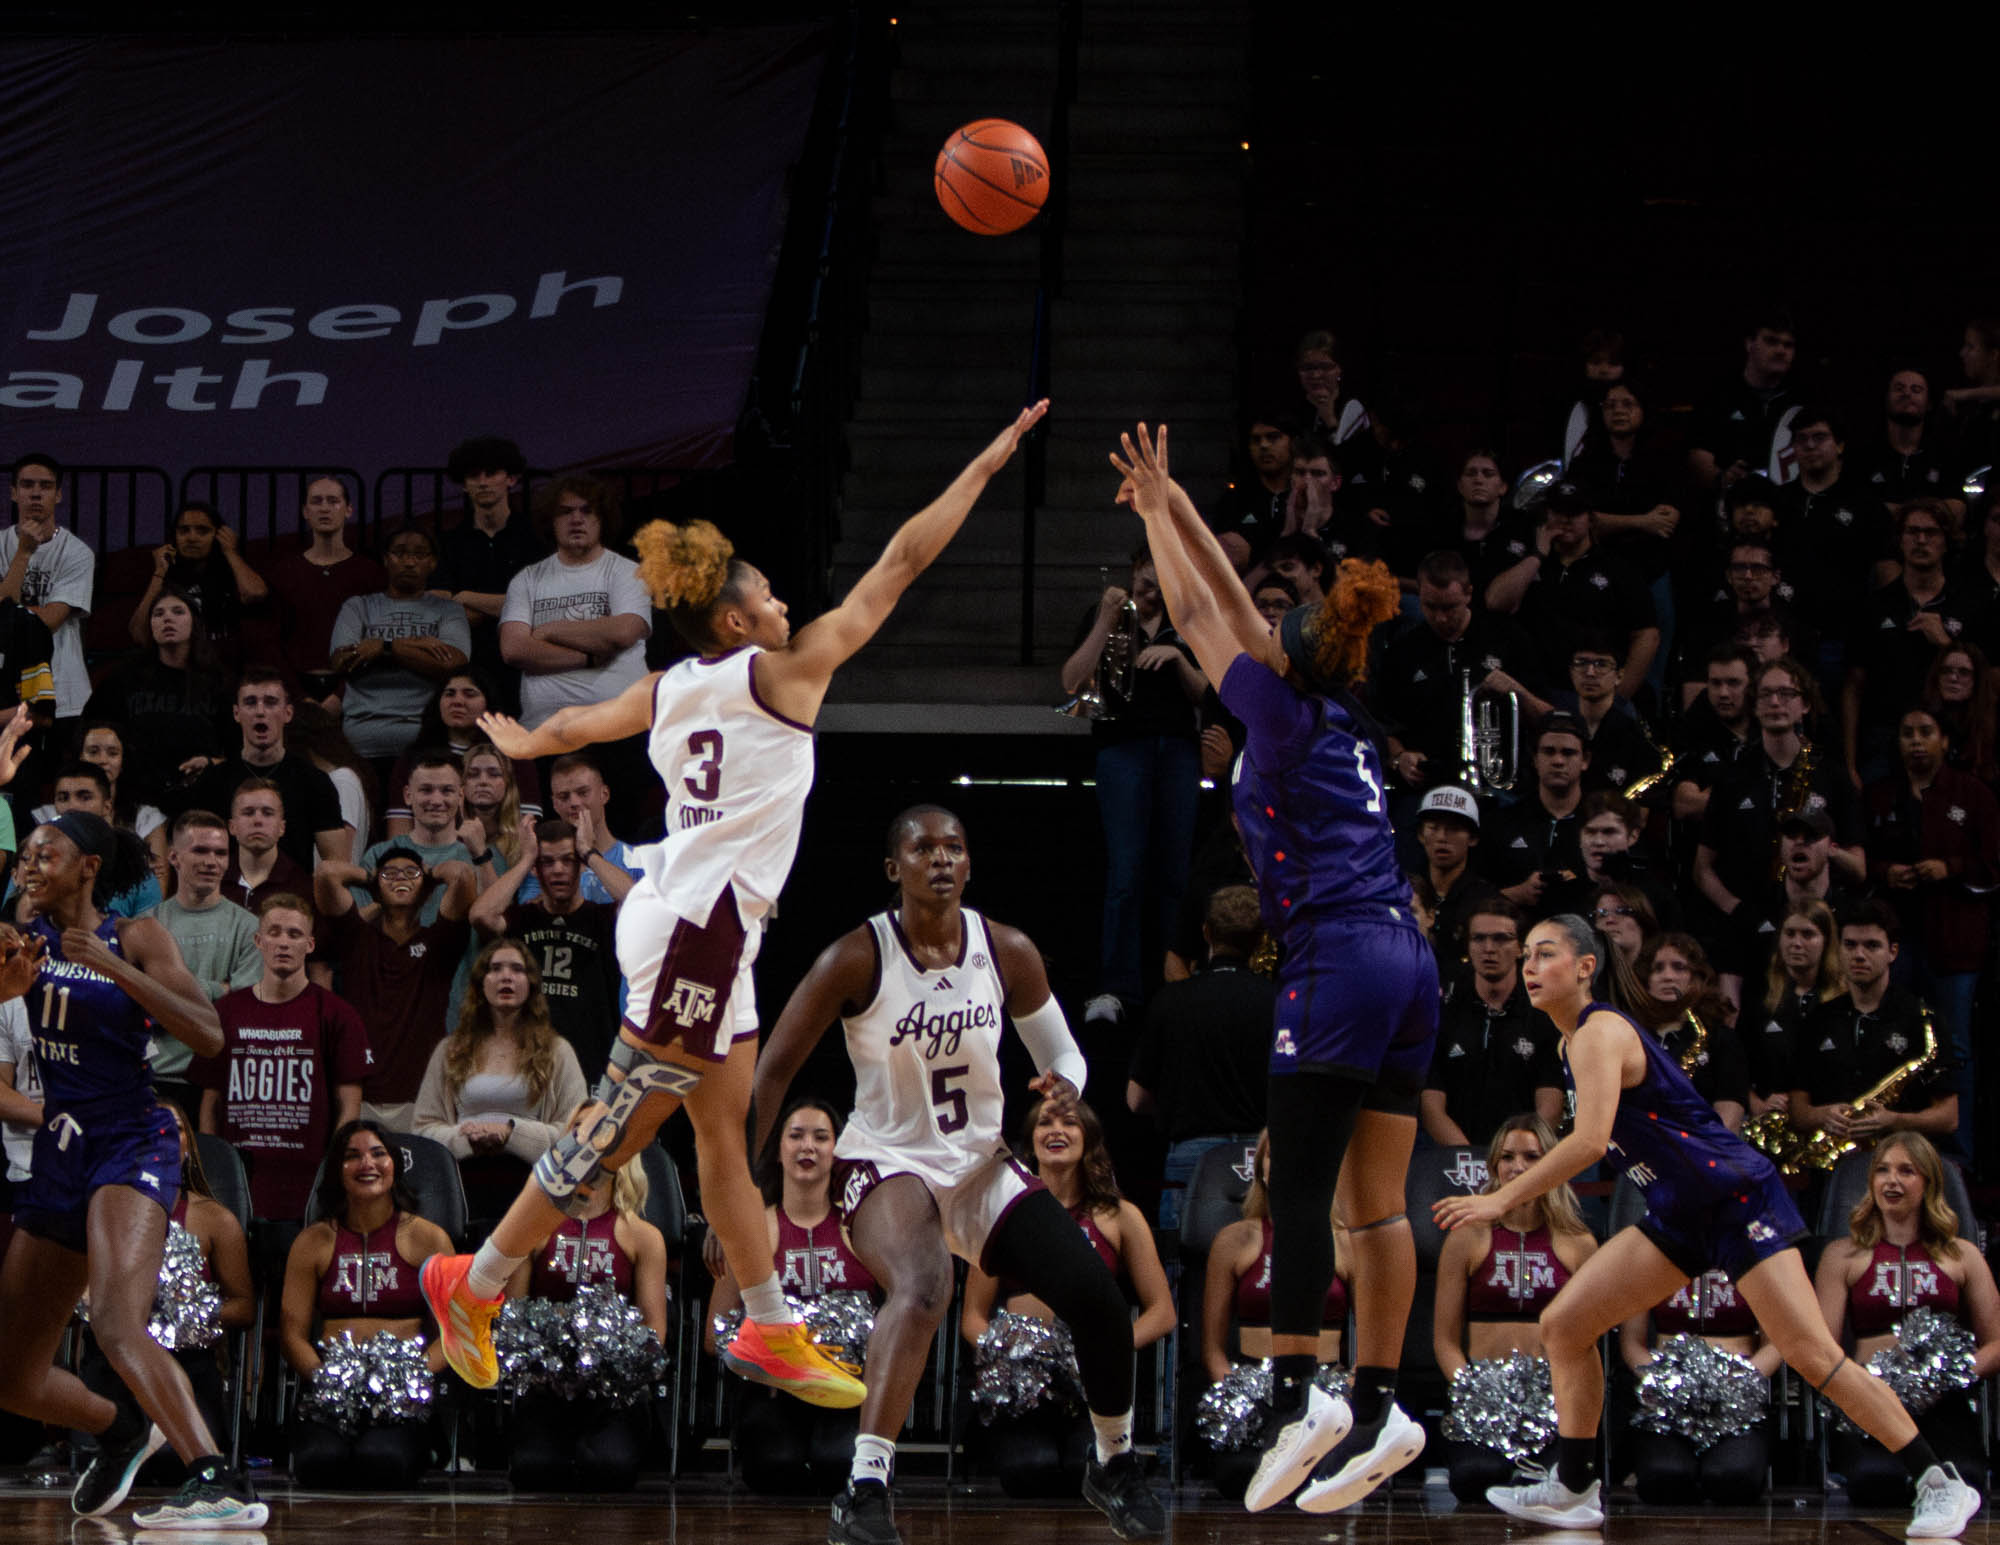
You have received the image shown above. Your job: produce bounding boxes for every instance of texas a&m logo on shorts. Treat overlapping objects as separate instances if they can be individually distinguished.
[666,978,719,1028]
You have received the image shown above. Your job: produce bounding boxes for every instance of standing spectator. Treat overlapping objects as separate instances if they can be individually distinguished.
[264,476,385,712]
[1923,643,1998,788]
[1419,899,1564,1148]
[1480,715,1591,917]
[1669,645,1758,826]
[313,842,476,1128]
[153,810,262,1116]
[1125,884,1274,1230]
[1059,544,1203,1017]
[1747,897,1847,1117]
[434,436,545,683]
[196,895,369,1222]
[1675,540,1815,698]
[1429,451,1532,605]
[1861,705,1999,1159]
[1686,312,1800,490]
[519,751,642,903]
[221,777,313,917]
[1557,328,1626,466]
[1485,481,1658,700]
[1293,329,1380,486]
[1773,407,1894,685]
[1714,809,1862,1017]
[469,816,627,1075]
[179,670,351,871]
[0,452,93,719]
[1568,380,1687,667]
[327,525,471,769]
[1850,367,1963,518]
[1212,414,1295,572]
[126,502,267,669]
[83,586,231,804]
[1404,786,1495,979]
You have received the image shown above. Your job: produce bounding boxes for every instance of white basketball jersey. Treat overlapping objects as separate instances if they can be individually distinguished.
[837,909,1010,1184]
[641,646,814,928]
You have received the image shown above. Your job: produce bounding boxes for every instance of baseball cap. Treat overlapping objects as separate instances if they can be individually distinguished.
[1417,786,1480,829]
[1777,807,1834,840]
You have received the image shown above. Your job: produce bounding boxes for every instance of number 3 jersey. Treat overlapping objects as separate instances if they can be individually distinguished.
[646,646,815,930]
[837,909,1010,1185]
[24,914,154,1109]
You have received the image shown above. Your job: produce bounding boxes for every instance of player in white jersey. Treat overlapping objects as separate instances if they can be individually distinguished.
[422,401,1049,1414]
[753,807,1166,1545]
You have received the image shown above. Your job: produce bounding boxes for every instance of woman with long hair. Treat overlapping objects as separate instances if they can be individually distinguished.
[83,586,233,804]
[1588,881,1658,969]
[386,669,542,831]
[1433,1115,1597,1503]
[961,1095,1174,1499]
[1110,422,1437,1515]
[1633,933,1749,1133]
[1815,1133,2000,1504]
[287,702,378,862]
[414,938,587,1231]
[1433,914,1980,1536]
[281,1120,452,1488]
[708,1095,881,1496]
[1924,641,1997,787]
[458,742,525,871]
[1751,898,1848,1113]
[32,722,171,889]
[507,1113,668,1492]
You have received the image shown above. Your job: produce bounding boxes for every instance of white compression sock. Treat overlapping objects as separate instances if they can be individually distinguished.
[742,1274,790,1325]
[1090,1409,1134,1465]
[467,1239,525,1301]
[851,1433,896,1488]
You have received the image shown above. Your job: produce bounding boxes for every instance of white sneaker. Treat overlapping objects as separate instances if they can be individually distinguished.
[1243,1384,1352,1513]
[1909,1462,1981,1539]
[1295,1402,1427,1513]
[1486,1463,1603,1529]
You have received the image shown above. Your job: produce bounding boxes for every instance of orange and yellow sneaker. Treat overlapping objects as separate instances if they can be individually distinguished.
[421,1254,502,1389]
[723,1318,868,1409]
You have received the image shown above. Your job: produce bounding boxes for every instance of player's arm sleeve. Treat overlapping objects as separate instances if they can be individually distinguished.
[1013,995,1088,1095]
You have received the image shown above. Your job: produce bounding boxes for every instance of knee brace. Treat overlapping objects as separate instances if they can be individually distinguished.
[535,1055,703,1216]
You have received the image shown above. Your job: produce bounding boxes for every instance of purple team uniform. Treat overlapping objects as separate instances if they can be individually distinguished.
[12,915,178,1252]
[1576,998,1805,1280]
[1219,654,1439,1092]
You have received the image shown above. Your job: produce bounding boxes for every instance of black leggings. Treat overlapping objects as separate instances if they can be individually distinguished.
[1630,1426,1769,1505]
[986,1403,1092,1499]
[1832,1394,1986,1506]
[982,1188,1134,1417]
[1266,1073,1378,1337]
[730,1384,858,1496]
[290,1417,430,1489]
[510,1393,649,1492]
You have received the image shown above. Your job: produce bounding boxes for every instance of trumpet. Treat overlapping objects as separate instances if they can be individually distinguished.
[1459,670,1520,797]
[1059,569,1138,722]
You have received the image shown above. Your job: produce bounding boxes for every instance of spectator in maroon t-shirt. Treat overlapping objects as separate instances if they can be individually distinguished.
[263,476,385,712]
[221,776,313,918]
[196,894,369,1222]
[312,838,476,1129]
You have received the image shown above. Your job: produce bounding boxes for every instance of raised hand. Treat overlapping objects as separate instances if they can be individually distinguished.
[1432,1190,1507,1231]
[0,704,34,788]
[970,399,1051,479]
[0,924,44,1002]
[1029,1069,1079,1119]
[1108,422,1173,522]
[516,812,540,865]
[475,711,534,760]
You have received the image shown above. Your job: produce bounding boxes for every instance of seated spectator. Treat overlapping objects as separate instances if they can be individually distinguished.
[1293,328,1379,485]
[1480,715,1590,919]
[84,585,229,806]
[414,937,587,1232]
[221,776,312,917]
[1748,898,1847,1119]
[1589,881,1657,969]
[1420,899,1563,1148]
[1264,531,1329,609]
[1405,786,1496,978]
[153,810,262,1114]
[455,743,528,872]
[1199,1131,1348,1500]
[1861,705,1999,1160]
[2,451,95,720]
[1676,540,1816,699]
[1814,1133,2000,1504]
[1715,808,1862,1020]
[288,701,378,863]
[126,501,266,668]
[352,750,492,920]
[961,1097,1173,1499]
[197,894,368,1223]
[506,1133,666,1492]
[1433,1115,1596,1503]
[1685,313,1800,492]
[1429,450,1534,605]
[707,1095,881,1497]
[1548,633,1658,795]
[281,1120,450,1489]
[1270,436,1381,567]
[263,476,384,712]
[313,842,477,1129]
[1576,792,1676,930]
[1786,902,1957,1158]
[1126,884,1274,1229]
[19,763,160,919]
[1211,413,1295,572]
[1851,366,1963,519]
[1485,481,1658,701]
[520,752,645,905]
[1774,406,1895,684]
[328,524,472,771]
[1618,1263,1777,1504]
[470,817,625,1074]
[33,723,170,890]
[1557,329,1625,467]
[384,669,544,829]
[1634,934,1749,1132]
[179,669,350,872]
[433,435,545,684]
[1669,645,1757,824]
[1923,642,1998,787]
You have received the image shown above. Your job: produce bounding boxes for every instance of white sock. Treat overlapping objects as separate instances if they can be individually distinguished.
[1090,1409,1134,1465]
[742,1274,790,1325]
[467,1239,524,1301]
[851,1433,896,1488]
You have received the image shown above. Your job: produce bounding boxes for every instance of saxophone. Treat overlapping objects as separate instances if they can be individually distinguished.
[1674,1009,1708,1075]
[1742,1010,1937,1175]
[1622,718,1677,802]
[1771,738,1816,881]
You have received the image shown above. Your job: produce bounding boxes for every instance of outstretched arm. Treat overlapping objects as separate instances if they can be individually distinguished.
[759,401,1049,724]
[750,928,876,1158]
[475,670,661,761]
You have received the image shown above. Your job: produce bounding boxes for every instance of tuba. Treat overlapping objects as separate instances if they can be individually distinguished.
[1459,670,1520,798]
[1742,1010,1937,1175]
[1060,568,1138,721]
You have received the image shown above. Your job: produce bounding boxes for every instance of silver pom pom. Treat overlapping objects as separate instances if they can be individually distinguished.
[1196,1360,1351,1451]
[1441,1352,1557,1463]
[300,1330,434,1436]
[970,1310,1083,1422]
[75,1223,222,1352]
[1823,1308,1979,1435]
[497,1286,667,1409]
[1633,1334,1769,1450]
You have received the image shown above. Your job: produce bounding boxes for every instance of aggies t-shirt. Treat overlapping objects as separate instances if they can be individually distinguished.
[197,983,371,1220]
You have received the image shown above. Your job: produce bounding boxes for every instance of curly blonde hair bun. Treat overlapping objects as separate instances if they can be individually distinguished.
[634,519,734,612]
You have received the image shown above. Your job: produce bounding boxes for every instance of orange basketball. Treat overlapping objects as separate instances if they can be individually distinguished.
[934,118,1049,235]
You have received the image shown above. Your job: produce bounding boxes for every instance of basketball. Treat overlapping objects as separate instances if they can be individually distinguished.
[934,119,1049,235]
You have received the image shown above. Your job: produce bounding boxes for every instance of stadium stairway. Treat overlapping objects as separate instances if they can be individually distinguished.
[822,0,1250,732]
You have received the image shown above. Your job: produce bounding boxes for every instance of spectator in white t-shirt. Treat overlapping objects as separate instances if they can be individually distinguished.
[0,994,40,1188]
[0,452,94,719]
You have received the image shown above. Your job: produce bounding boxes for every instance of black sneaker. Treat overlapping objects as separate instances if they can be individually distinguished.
[72,1420,166,1517]
[131,1467,269,1530]
[1083,1452,1165,1540]
[829,1481,901,1545]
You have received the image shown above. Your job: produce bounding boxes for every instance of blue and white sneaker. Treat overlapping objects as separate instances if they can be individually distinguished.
[132,1469,269,1531]
[72,1420,166,1517]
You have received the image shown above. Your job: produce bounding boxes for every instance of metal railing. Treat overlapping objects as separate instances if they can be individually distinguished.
[54,466,175,552]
